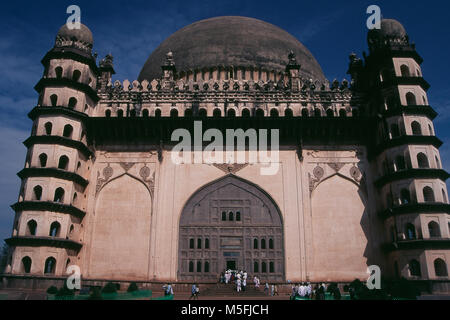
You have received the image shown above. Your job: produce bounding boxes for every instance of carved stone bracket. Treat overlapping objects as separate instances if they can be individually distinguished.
[213,163,248,174]
[96,164,113,195]
[140,165,155,199]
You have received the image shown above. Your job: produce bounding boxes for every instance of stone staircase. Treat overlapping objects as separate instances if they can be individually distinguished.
[202,283,268,297]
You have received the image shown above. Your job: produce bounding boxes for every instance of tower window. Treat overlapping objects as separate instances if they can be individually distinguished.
[53,188,65,203]
[254,261,259,273]
[400,189,411,205]
[254,238,258,249]
[417,153,429,168]
[269,238,274,249]
[228,211,234,221]
[423,187,435,203]
[406,223,416,240]
[50,94,58,107]
[409,259,421,277]
[44,257,56,274]
[314,108,321,117]
[236,211,241,221]
[58,155,69,170]
[72,70,81,82]
[205,238,210,249]
[442,189,447,203]
[285,108,293,117]
[154,109,161,118]
[63,124,73,139]
[222,211,226,221]
[33,186,43,201]
[189,261,194,272]
[326,108,334,117]
[49,221,61,237]
[395,155,406,171]
[44,122,53,135]
[198,108,207,117]
[434,259,448,277]
[204,261,210,273]
[55,67,63,79]
[339,109,347,117]
[39,153,48,167]
[197,261,202,273]
[197,238,202,249]
[406,92,417,106]
[227,109,236,117]
[26,220,37,236]
[411,121,422,135]
[428,221,441,238]
[105,109,111,117]
[170,109,179,118]
[68,97,77,109]
[213,108,222,118]
[189,238,194,249]
[262,262,267,273]
[142,109,149,117]
[21,257,32,274]
[400,65,410,77]
[117,109,124,117]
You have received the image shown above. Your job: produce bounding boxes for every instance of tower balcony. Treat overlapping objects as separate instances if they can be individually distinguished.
[381,76,430,91]
[11,201,86,219]
[17,167,88,188]
[5,236,82,251]
[34,78,99,103]
[382,238,450,252]
[379,202,450,219]
[374,168,449,188]
[370,135,443,159]
[23,134,93,159]
[382,105,437,120]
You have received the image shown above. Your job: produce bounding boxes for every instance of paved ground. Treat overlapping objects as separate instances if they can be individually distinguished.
[0,288,449,300]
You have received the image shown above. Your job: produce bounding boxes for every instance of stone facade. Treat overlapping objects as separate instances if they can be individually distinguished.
[2,16,449,293]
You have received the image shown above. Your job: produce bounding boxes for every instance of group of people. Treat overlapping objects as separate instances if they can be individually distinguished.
[290,282,341,300]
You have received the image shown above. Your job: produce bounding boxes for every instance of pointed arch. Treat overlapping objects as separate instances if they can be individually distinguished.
[178,174,284,281]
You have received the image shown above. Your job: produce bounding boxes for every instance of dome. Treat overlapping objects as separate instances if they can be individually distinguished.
[379,19,407,38]
[138,16,325,82]
[56,23,94,46]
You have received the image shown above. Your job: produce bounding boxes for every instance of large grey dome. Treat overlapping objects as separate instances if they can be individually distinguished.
[138,16,325,82]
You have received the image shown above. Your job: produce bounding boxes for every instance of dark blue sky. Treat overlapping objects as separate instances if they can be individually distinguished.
[0,0,449,242]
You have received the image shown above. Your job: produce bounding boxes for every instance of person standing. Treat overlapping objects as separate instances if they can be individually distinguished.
[242,278,247,292]
[195,284,200,300]
[264,282,269,295]
[236,278,242,293]
[274,285,279,296]
[190,284,197,300]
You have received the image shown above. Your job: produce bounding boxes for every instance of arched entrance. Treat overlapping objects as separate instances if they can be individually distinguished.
[178,175,284,282]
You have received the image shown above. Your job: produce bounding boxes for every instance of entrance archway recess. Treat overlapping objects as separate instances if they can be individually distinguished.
[178,175,285,282]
